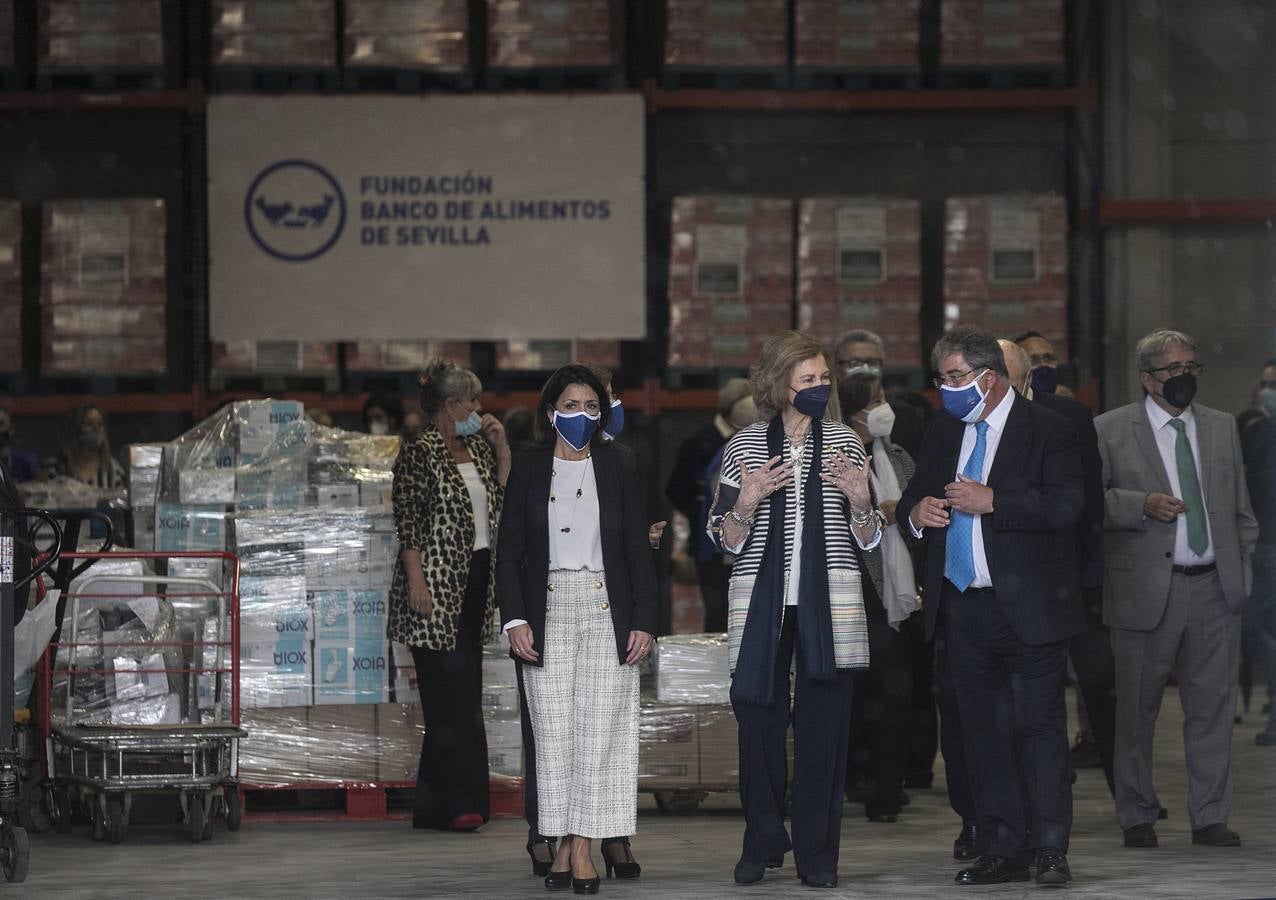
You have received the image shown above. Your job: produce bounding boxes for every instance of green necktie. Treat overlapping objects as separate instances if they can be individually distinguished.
[1169,418,1208,555]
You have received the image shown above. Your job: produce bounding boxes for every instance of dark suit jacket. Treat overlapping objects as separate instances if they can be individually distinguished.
[896,392,1087,646]
[664,420,727,556]
[1,461,32,624]
[1033,390,1105,590]
[496,441,658,665]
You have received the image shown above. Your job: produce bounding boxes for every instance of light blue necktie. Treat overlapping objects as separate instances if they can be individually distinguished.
[946,421,989,592]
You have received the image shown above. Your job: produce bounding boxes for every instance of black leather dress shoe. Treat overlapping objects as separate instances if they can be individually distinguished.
[1035,849,1072,886]
[800,874,838,888]
[766,855,784,869]
[955,856,1030,885]
[733,858,766,884]
[1192,824,1241,847]
[1123,823,1158,847]
[1158,806,1169,820]
[953,824,980,861]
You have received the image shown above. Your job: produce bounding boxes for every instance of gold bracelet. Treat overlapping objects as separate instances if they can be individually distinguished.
[726,508,754,528]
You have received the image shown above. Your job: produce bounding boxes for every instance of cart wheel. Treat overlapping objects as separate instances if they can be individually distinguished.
[18,780,52,834]
[1,826,30,883]
[187,794,205,843]
[53,788,72,835]
[106,797,125,845]
[91,797,106,842]
[224,786,242,832]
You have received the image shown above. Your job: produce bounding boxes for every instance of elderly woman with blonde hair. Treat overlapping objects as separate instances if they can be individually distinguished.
[707,331,883,889]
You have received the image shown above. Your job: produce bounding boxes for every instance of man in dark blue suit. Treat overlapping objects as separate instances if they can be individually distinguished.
[897,327,1086,886]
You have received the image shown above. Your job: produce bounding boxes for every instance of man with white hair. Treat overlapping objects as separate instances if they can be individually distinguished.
[1096,328,1258,849]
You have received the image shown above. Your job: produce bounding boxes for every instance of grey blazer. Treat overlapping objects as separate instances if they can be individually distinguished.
[1095,399,1259,631]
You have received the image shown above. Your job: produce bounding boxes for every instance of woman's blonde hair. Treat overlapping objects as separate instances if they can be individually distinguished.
[417,357,482,415]
[749,330,842,423]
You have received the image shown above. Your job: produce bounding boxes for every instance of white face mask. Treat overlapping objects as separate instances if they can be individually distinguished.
[865,403,896,439]
[368,421,389,436]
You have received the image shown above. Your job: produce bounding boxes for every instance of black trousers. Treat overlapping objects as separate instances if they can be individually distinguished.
[1069,588,1117,796]
[847,605,915,818]
[935,604,977,827]
[698,558,730,633]
[734,608,855,880]
[411,550,491,828]
[942,583,1073,858]
[904,615,939,788]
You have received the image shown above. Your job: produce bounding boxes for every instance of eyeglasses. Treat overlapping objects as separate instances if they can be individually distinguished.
[836,356,883,372]
[932,368,987,389]
[1027,352,1058,367]
[1146,362,1205,379]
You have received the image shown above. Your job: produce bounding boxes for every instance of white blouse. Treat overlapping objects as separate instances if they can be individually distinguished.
[456,461,490,551]
[547,456,604,572]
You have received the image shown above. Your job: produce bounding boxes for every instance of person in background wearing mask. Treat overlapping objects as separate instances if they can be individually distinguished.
[1241,359,1276,747]
[43,402,126,489]
[1096,329,1257,848]
[833,329,926,457]
[362,390,405,437]
[839,369,918,825]
[388,358,509,833]
[0,402,39,483]
[896,326,1084,886]
[589,365,667,547]
[498,365,657,894]
[1013,331,1075,399]
[665,377,755,632]
[1001,341,1117,797]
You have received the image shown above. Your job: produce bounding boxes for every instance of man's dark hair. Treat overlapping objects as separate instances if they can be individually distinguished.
[932,326,1010,378]
[535,365,611,447]
[1011,330,1047,344]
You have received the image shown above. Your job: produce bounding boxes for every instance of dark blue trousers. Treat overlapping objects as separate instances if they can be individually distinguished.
[733,608,855,880]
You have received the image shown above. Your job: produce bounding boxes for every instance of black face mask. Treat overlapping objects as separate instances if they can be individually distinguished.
[1161,372,1197,409]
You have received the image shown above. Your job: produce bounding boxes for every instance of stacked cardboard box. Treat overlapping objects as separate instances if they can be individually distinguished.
[942,194,1067,348]
[667,196,793,368]
[487,0,614,69]
[495,339,621,371]
[664,0,788,69]
[239,705,380,783]
[37,0,163,70]
[210,0,336,68]
[345,340,472,371]
[794,0,919,71]
[941,0,1064,69]
[40,198,167,374]
[0,0,14,68]
[798,197,922,368]
[211,341,340,377]
[344,0,468,70]
[0,200,19,373]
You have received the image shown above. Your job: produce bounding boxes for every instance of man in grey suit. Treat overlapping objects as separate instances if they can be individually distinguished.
[1096,328,1258,850]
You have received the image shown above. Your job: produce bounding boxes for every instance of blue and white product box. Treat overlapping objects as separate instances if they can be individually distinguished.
[305,534,373,591]
[240,637,314,709]
[359,478,392,509]
[231,400,305,465]
[313,639,391,705]
[240,575,312,643]
[234,512,308,577]
[154,502,227,580]
[315,483,361,509]
[179,468,237,505]
[368,529,398,587]
[312,590,387,643]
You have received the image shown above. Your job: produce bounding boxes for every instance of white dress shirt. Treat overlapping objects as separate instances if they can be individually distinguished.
[1143,396,1215,565]
[909,388,1016,589]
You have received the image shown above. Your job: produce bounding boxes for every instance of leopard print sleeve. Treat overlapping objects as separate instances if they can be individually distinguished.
[392,438,432,551]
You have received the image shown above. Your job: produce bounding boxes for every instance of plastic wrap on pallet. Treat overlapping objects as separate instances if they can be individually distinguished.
[941,0,1064,69]
[942,194,1068,346]
[487,0,615,69]
[667,195,794,368]
[128,443,163,549]
[344,0,468,69]
[41,198,166,304]
[375,702,423,781]
[239,704,379,784]
[38,0,163,70]
[653,633,730,705]
[664,0,788,69]
[794,0,919,71]
[210,0,336,67]
[638,702,699,786]
[19,476,130,553]
[798,197,923,368]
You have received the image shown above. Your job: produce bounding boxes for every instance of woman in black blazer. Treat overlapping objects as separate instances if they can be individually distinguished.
[497,365,658,895]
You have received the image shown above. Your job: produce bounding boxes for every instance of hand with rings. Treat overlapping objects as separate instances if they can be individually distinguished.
[736,455,795,513]
[507,623,539,662]
[625,630,655,666]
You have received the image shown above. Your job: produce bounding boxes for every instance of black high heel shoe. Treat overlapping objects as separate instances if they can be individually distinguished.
[572,875,600,895]
[600,837,641,879]
[544,870,572,892]
[528,836,559,877]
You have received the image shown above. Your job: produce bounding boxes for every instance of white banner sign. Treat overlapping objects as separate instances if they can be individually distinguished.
[208,95,646,342]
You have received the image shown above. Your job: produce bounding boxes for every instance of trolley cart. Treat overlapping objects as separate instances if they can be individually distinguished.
[41,551,245,844]
[2,508,65,884]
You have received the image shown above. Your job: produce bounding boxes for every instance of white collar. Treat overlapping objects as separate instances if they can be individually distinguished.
[1144,394,1194,431]
[978,385,1015,434]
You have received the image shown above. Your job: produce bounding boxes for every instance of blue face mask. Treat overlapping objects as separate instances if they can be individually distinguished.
[1030,365,1059,395]
[454,410,482,438]
[940,370,990,423]
[791,384,831,419]
[552,410,600,451]
[1258,387,1276,419]
[605,398,624,437]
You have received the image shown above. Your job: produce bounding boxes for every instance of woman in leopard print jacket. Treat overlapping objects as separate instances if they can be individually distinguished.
[389,358,511,832]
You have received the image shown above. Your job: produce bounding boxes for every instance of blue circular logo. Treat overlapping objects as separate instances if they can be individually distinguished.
[244,159,346,262]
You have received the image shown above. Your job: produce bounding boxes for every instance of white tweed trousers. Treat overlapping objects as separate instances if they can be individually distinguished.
[523,569,640,839]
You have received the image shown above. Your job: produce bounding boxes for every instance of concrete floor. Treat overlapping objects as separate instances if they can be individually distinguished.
[17,688,1276,899]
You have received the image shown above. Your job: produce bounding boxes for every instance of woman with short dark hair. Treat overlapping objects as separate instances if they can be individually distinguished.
[497,364,657,894]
